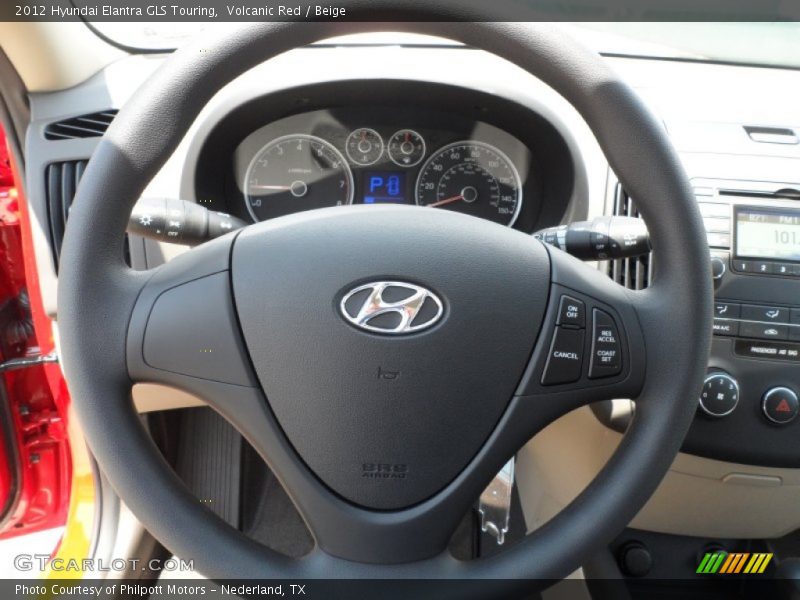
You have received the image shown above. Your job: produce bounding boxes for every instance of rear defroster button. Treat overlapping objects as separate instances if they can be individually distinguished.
[589,309,622,379]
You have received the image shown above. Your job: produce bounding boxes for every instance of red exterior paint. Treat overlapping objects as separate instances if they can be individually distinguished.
[0,125,71,539]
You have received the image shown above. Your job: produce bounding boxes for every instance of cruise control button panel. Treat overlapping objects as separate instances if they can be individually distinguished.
[538,291,628,388]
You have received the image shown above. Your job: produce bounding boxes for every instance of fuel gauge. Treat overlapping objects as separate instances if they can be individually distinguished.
[388,129,426,167]
[345,128,384,166]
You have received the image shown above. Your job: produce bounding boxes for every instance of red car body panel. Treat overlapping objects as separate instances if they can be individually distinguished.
[0,125,71,539]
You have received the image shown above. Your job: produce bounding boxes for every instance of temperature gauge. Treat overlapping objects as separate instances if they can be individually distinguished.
[388,129,426,167]
[345,128,384,166]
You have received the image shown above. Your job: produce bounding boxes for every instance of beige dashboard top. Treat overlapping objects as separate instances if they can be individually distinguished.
[0,22,125,92]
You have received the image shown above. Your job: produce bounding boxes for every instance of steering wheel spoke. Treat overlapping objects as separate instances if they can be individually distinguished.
[513,246,646,420]
[126,234,258,390]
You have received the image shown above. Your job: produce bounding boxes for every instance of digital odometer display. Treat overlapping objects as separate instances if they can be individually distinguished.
[736,208,800,262]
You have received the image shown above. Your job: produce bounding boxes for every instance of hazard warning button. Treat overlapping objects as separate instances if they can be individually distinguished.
[762,387,799,425]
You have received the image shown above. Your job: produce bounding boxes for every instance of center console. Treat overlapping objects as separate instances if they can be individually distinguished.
[597,177,800,468]
[682,178,800,467]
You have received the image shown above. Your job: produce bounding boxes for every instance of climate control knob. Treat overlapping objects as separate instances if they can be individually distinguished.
[699,372,739,418]
[710,256,727,280]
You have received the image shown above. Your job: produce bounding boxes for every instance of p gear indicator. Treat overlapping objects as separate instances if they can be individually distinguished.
[362,171,407,204]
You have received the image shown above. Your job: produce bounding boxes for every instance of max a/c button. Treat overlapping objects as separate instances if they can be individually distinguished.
[712,319,738,336]
[541,326,585,386]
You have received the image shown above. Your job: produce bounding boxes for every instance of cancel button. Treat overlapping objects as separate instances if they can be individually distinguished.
[541,326,585,386]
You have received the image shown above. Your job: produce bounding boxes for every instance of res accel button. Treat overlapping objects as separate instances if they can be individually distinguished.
[589,309,622,379]
[541,326,585,385]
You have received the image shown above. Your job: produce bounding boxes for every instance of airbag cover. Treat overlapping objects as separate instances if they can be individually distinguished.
[231,205,549,509]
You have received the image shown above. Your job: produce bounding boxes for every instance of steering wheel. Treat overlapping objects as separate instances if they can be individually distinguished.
[57,16,712,597]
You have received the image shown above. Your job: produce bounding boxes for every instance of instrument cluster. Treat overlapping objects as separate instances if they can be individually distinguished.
[231,106,538,230]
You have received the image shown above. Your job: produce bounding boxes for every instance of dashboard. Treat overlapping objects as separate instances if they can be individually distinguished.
[21,39,800,547]
[193,80,576,234]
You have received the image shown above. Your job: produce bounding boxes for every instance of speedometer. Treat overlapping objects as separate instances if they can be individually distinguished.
[244,134,353,222]
[414,141,522,227]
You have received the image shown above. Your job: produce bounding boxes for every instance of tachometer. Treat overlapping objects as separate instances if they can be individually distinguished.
[244,134,353,222]
[415,141,522,227]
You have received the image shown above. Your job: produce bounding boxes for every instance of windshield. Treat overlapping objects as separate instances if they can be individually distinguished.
[89,22,800,69]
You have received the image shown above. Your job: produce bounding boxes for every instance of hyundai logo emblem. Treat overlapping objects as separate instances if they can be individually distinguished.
[340,281,444,334]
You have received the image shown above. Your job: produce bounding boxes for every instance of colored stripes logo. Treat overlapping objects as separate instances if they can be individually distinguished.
[697,551,772,574]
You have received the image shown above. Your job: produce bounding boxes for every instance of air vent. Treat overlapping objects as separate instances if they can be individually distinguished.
[46,160,87,267]
[44,110,117,140]
[45,161,130,270]
[606,184,652,290]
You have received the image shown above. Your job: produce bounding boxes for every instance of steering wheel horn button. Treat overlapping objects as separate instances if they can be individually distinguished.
[340,281,443,334]
[233,206,549,510]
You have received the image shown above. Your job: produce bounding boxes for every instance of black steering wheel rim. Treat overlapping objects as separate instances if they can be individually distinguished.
[57,16,712,594]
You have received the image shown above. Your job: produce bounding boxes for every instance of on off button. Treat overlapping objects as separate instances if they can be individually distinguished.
[556,295,586,328]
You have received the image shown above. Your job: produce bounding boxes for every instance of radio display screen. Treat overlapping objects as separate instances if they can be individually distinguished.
[735,207,800,262]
